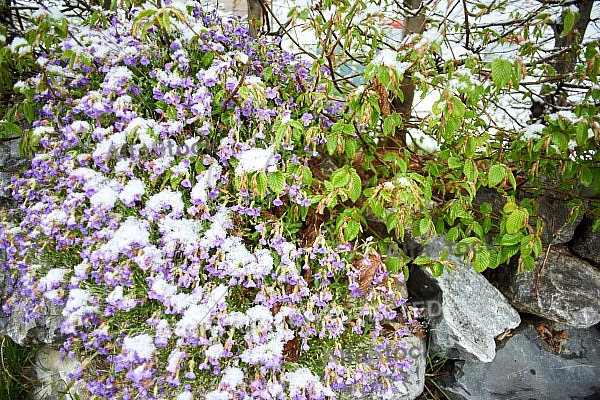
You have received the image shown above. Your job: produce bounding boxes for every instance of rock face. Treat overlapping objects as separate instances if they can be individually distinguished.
[34,346,88,400]
[491,245,600,328]
[440,319,600,400]
[409,236,521,362]
[0,139,28,203]
[533,188,583,245]
[570,215,600,266]
[386,334,427,400]
[0,302,64,346]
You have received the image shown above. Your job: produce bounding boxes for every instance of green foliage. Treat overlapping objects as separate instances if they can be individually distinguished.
[272,0,600,276]
[0,334,37,400]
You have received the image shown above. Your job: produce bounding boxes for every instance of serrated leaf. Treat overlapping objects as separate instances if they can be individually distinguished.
[21,102,34,124]
[521,255,536,271]
[592,217,600,233]
[345,139,357,159]
[1,122,21,137]
[472,221,483,238]
[256,172,267,197]
[576,122,589,146]
[419,218,430,236]
[326,133,337,155]
[491,58,513,88]
[507,169,517,190]
[383,115,395,135]
[386,213,399,233]
[561,10,576,38]
[488,164,506,187]
[463,160,476,181]
[430,262,444,277]
[500,232,524,246]
[349,171,362,202]
[435,218,445,235]
[580,166,593,187]
[473,248,490,272]
[447,226,459,243]
[387,257,402,274]
[267,171,285,194]
[414,255,431,266]
[301,165,313,186]
[506,209,526,234]
[480,202,493,214]
[448,156,462,169]
[330,168,350,188]
[382,152,397,162]
[397,157,407,173]
[344,220,361,242]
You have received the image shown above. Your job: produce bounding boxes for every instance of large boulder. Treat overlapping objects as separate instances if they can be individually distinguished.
[408,236,521,362]
[491,245,600,328]
[439,319,600,400]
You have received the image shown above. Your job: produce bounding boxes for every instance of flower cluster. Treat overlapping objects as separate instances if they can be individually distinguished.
[0,2,415,399]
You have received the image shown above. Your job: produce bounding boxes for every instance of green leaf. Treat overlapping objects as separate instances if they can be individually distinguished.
[580,166,593,187]
[21,102,34,124]
[386,214,399,233]
[472,248,490,272]
[419,218,430,236]
[480,202,493,214]
[382,152,397,162]
[561,10,576,38]
[506,169,517,190]
[447,226,459,243]
[301,165,313,186]
[472,221,483,238]
[387,257,402,274]
[326,133,337,155]
[491,58,513,88]
[521,255,536,271]
[551,132,569,150]
[506,209,527,234]
[344,220,361,242]
[413,255,431,266]
[0,122,21,137]
[349,171,362,202]
[345,139,357,159]
[488,165,506,187]
[463,160,476,181]
[429,262,444,277]
[576,122,589,146]
[383,115,395,135]
[267,171,286,194]
[499,232,524,246]
[448,156,462,169]
[256,172,267,197]
[330,168,350,188]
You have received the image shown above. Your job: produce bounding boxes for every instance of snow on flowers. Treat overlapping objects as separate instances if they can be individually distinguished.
[0,3,415,399]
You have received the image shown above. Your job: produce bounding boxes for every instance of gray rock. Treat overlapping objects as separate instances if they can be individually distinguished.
[0,252,63,346]
[571,215,600,266]
[385,334,427,400]
[408,235,521,362]
[0,139,28,200]
[534,189,583,244]
[0,301,64,346]
[492,245,600,328]
[34,346,89,400]
[440,320,600,400]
